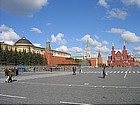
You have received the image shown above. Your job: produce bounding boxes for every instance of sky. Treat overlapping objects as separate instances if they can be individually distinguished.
[0,0,140,60]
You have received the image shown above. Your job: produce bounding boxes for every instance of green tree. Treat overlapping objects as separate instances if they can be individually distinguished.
[6,47,13,65]
[2,51,7,65]
[9,47,13,65]
[0,45,47,66]
[12,48,19,65]
[27,48,32,65]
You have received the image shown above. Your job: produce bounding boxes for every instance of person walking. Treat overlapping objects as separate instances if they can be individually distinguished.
[72,66,76,75]
[103,66,106,78]
[33,67,36,72]
[74,67,76,75]
[5,69,13,83]
[4,68,9,76]
[79,65,82,73]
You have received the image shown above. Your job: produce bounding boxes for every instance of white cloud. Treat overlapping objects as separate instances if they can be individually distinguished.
[102,40,109,45]
[80,34,102,47]
[92,46,111,58]
[31,28,42,34]
[69,47,83,53]
[94,46,110,54]
[121,31,140,43]
[121,0,140,8]
[107,8,128,20]
[98,0,109,8]
[46,23,52,26]
[56,46,68,52]
[109,28,125,34]
[134,46,140,51]
[51,33,67,45]
[56,46,83,54]
[133,47,140,56]
[33,43,43,48]
[0,24,20,44]
[94,34,100,40]
[0,0,48,16]
[108,28,140,44]
[80,34,110,57]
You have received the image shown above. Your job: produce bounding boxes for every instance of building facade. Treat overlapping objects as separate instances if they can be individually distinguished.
[0,38,79,66]
[107,43,134,67]
[97,51,103,66]
[44,50,78,66]
[0,37,45,54]
[44,41,79,66]
[1,37,103,67]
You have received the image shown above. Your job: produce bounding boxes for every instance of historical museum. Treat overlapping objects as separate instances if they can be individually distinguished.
[107,43,134,67]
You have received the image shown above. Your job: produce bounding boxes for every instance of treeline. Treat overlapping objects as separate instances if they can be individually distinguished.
[0,46,47,66]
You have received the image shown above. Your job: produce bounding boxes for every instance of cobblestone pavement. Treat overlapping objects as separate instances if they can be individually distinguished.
[0,67,140,105]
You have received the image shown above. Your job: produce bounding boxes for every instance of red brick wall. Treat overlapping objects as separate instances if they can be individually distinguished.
[89,58,97,67]
[98,56,102,65]
[44,50,78,65]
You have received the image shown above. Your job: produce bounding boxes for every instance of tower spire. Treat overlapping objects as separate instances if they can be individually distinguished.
[123,41,126,50]
[112,42,114,46]
[112,42,115,50]
[124,41,126,46]
[86,39,90,59]
[98,50,101,57]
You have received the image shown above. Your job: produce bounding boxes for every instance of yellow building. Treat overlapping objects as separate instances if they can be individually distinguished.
[0,37,45,54]
[1,37,72,58]
[14,37,45,54]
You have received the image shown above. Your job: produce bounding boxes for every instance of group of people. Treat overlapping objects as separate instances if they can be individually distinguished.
[72,65,83,75]
[4,66,106,83]
[4,67,18,83]
[72,65,106,78]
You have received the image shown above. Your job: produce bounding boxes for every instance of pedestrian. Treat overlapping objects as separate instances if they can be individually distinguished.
[103,66,106,78]
[16,67,18,76]
[79,65,82,73]
[4,68,9,76]
[72,66,74,75]
[33,67,36,72]
[74,67,76,75]
[5,69,13,83]
[72,66,76,75]
[50,67,52,72]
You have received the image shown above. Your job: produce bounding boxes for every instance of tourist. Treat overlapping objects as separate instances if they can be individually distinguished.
[79,65,82,73]
[103,66,106,78]
[33,67,36,72]
[5,69,13,83]
[72,66,76,75]
[4,68,9,76]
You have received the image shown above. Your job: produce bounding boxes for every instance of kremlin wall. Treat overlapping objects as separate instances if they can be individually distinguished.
[1,36,139,67]
[0,36,103,67]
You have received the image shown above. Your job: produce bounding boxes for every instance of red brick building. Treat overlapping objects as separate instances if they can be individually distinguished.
[107,43,134,67]
[44,42,78,66]
[44,42,103,67]
[89,51,102,67]
[44,49,78,66]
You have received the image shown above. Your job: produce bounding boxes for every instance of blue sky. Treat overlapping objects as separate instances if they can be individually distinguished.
[0,0,140,60]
